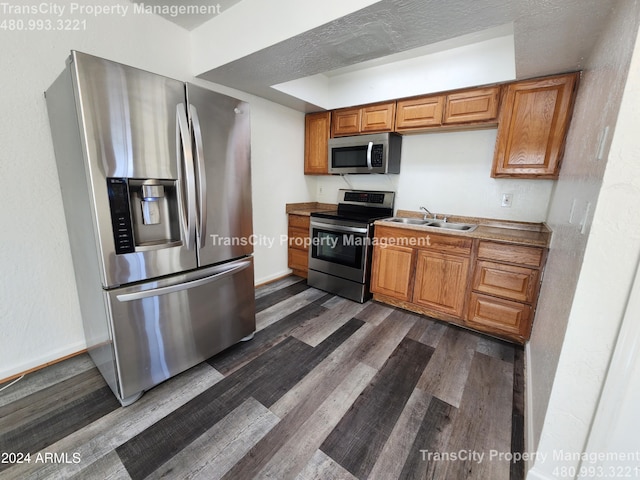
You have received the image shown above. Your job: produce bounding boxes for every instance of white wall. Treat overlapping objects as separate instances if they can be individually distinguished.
[316,129,554,222]
[527,1,640,477]
[0,2,312,380]
[0,1,191,380]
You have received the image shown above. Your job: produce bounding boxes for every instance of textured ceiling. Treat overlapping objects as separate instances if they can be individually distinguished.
[138,0,620,111]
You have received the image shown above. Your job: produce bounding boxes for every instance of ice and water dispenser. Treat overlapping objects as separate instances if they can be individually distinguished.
[107,177,181,254]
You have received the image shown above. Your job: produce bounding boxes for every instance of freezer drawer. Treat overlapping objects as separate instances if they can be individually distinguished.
[106,258,255,400]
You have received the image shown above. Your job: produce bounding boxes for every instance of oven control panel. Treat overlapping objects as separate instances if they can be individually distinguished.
[342,190,394,209]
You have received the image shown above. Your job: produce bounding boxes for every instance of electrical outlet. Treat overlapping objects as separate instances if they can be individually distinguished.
[501,193,513,208]
[317,184,324,198]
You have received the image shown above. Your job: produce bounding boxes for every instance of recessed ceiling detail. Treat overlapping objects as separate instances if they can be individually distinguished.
[139,0,617,112]
[273,25,516,110]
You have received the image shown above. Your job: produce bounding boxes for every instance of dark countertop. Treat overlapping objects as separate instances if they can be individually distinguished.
[375,210,551,247]
[286,202,337,216]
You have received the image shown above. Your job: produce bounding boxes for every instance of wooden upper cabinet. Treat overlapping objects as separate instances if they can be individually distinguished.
[304,111,331,175]
[361,102,396,133]
[332,102,395,136]
[331,108,361,136]
[395,95,444,131]
[443,86,500,124]
[492,72,579,179]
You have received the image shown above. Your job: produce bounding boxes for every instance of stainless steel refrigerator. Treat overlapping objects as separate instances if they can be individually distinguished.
[45,51,256,406]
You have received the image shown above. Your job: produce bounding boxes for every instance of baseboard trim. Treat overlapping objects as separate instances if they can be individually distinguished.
[0,342,87,384]
[254,269,298,287]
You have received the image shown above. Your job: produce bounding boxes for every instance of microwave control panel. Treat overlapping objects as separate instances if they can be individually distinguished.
[371,144,384,167]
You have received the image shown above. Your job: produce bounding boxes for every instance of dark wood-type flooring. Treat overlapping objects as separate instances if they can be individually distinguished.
[0,275,524,479]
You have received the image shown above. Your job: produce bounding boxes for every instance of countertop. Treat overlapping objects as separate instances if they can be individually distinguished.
[375,210,552,247]
[286,202,337,216]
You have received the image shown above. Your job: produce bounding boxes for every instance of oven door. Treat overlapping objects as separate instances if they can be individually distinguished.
[308,220,370,283]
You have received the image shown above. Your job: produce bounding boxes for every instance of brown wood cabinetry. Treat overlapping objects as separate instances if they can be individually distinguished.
[370,226,472,322]
[332,102,396,137]
[443,87,500,124]
[371,226,547,343]
[304,112,331,175]
[395,95,444,130]
[413,250,470,317]
[287,214,310,277]
[492,72,579,179]
[395,86,500,132]
[466,241,546,342]
[370,243,414,301]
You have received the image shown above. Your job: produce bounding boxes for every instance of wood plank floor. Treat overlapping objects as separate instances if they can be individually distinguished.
[0,276,525,480]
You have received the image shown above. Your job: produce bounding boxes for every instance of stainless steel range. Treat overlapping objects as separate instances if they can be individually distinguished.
[308,189,395,303]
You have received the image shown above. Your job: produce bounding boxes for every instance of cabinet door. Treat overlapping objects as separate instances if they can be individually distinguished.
[304,112,331,174]
[472,260,539,303]
[466,292,532,340]
[412,250,470,317]
[361,102,396,133]
[444,87,500,124]
[332,108,361,137]
[370,244,414,301]
[492,73,578,178]
[395,95,444,131]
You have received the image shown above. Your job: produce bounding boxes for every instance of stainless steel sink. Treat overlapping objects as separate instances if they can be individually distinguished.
[427,221,478,232]
[386,217,478,232]
[388,217,430,225]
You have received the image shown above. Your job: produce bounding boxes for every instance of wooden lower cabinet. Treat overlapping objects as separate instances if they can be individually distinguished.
[370,244,414,301]
[465,240,545,342]
[287,214,310,277]
[412,250,469,317]
[371,229,546,344]
[466,293,532,338]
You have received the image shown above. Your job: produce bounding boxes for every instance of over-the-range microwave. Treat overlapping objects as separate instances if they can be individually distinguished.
[328,132,402,174]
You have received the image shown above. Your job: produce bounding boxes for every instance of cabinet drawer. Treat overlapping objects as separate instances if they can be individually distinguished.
[473,261,539,303]
[288,214,310,230]
[477,241,543,267]
[288,227,310,251]
[466,292,532,338]
[288,248,309,272]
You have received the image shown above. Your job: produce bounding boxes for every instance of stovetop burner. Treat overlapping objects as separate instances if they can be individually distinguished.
[310,189,395,224]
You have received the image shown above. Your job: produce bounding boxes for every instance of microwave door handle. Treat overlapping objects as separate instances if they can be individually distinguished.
[366,141,373,170]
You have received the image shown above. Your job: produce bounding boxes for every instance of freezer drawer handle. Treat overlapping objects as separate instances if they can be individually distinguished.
[115,260,251,302]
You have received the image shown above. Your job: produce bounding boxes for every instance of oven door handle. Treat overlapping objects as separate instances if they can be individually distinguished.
[310,221,369,234]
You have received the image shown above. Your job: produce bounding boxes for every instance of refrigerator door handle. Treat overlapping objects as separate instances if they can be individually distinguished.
[116,259,252,302]
[176,103,197,249]
[189,104,207,248]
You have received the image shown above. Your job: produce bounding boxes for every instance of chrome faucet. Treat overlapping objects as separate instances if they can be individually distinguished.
[420,206,437,220]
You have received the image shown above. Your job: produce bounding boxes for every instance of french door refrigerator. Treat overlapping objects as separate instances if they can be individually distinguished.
[45,51,256,405]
